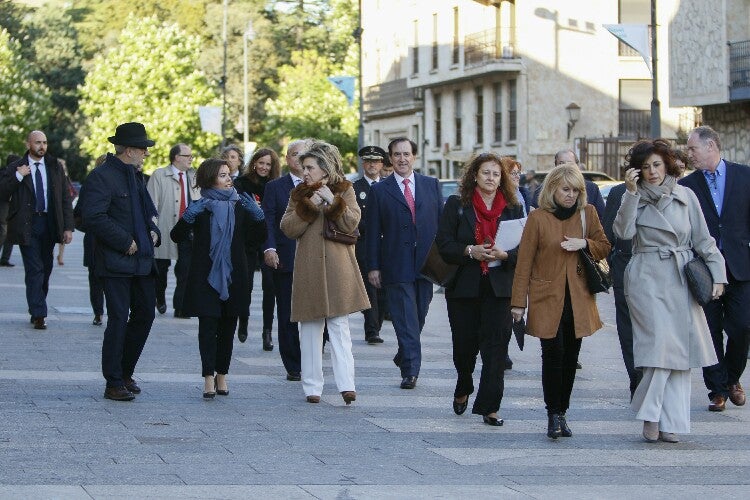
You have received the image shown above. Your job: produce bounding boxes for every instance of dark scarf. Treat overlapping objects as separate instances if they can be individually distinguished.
[201,187,239,301]
[552,203,577,220]
[108,153,154,259]
[472,188,506,275]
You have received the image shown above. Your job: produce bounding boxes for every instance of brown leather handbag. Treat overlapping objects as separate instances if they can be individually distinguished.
[323,217,359,245]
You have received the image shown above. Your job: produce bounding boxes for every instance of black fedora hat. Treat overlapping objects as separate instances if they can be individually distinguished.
[108,122,156,148]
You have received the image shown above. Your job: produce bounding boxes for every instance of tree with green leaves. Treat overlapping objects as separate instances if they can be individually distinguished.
[78,16,220,173]
[0,28,52,159]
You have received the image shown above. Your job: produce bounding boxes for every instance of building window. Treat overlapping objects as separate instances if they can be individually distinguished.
[475,86,484,145]
[374,129,381,147]
[432,13,439,70]
[434,94,442,147]
[452,7,460,65]
[618,0,650,56]
[412,124,419,148]
[493,82,502,143]
[508,79,517,141]
[412,20,419,75]
[619,79,651,138]
[454,90,462,147]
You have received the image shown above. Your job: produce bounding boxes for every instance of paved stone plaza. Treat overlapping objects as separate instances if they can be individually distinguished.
[0,237,748,499]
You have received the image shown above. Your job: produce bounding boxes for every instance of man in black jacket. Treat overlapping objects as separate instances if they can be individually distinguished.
[80,122,160,401]
[0,131,74,330]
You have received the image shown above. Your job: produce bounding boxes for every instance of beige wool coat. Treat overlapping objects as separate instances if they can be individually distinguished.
[147,166,201,260]
[613,185,725,370]
[511,204,611,339]
[280,180,370,322]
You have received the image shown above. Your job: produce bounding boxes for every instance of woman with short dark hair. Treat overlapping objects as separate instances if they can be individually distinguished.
[614,139,725,443]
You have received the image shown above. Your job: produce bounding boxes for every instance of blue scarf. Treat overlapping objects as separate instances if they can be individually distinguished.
[201,187,239,301]
[108,153,154,259]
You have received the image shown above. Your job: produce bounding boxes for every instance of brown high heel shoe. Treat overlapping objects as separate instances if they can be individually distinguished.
[306,395,320,403]
[341,391,356,405]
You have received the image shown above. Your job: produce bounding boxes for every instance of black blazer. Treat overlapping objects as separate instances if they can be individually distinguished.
[171,204,266,317]
[353,176,376,263]
[679,161,750,281]
[600,182,632,288]
[435,194,525,299]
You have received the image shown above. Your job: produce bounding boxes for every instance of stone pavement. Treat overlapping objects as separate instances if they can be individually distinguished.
[0,237,748,499]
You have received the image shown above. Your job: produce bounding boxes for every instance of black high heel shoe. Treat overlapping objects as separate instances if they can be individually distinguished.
[547,413,562,439]
[483,415,504,426]
[453,396,468,415]
[558,413,572,437]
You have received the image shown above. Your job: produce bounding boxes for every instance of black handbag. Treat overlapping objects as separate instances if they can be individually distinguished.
[684,255,713,306]
[420,241,459,287]
[578,209,612,294]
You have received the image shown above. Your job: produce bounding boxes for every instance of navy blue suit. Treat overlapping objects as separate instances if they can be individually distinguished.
[366,172,442,378]
[680,162,750,400]
[261,174,301,375]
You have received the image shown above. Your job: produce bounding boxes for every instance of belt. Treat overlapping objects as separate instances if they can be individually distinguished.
[633,245,692,284]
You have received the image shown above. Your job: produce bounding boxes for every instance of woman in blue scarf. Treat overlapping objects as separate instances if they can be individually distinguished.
[171,159,266,398]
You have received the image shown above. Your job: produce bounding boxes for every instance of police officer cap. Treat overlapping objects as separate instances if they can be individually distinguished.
[358,145,387,161]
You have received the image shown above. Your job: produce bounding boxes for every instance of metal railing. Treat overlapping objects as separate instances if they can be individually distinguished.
[363,78,423,115]
[729,40,750,100]
[464,27,517,68]
[618,109,651,139]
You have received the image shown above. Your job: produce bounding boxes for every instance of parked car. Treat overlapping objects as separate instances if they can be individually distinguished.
[439,179,459,204]
[596,180,622,205]
[532,170,616,186]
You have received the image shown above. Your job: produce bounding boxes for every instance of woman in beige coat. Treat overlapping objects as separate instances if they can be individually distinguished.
[614,139,725,443]
[280,141,370,405]
[511,165,611,439]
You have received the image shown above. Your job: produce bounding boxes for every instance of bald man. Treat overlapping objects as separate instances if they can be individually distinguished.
[0,131,74,329]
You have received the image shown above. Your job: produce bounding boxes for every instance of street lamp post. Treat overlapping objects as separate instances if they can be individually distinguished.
[244,20,255,164]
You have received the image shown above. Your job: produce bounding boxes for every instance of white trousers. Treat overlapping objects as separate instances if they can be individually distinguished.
[631,367,691,434]
[299,315,356,397]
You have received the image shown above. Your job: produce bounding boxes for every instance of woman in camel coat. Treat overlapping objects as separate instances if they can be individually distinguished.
[280,141,370,405]
[511,164,611,439]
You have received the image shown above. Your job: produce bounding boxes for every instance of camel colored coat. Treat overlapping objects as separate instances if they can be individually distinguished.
[280,180,370,322]
[613,186,724,370]
[511,204,611,339]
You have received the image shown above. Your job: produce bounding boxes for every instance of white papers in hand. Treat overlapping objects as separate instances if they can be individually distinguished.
[488,217,527,268]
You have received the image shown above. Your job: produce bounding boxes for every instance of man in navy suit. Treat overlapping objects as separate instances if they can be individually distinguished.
[681,125,750,412]
[262,139,309,381]
[354,145,387,345]
[366,137,442,389]
[0,131,74,330]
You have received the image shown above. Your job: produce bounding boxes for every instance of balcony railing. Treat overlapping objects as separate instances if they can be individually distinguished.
[464,27,517,68]
[729,40,750,101]
[363,78,423,117]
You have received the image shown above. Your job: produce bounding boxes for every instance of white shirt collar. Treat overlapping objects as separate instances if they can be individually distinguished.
[393,170,415,185]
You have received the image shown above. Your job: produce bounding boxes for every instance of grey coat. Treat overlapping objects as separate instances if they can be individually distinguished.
[613,185,725,370]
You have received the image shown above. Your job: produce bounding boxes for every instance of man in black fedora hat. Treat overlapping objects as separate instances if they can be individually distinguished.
[354,145,388,344]
[79,122,161,401]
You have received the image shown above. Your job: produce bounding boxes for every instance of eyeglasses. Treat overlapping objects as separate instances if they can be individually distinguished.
[510,170,523,177]
[177,154,193,159]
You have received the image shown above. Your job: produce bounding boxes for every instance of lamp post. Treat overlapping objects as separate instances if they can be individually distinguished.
[649,0,661,138]
[244,20,255,164]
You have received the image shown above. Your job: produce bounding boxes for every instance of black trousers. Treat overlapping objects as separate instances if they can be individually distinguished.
[260,264,275,330]
[611,254,641,397]
[101,275,155,388]
[360,266,386,338]
[88,267,105,316]
[272,271,301,374]
[540,285,582,414]
[20,213,55,318]
[198,309,237,377]
[702,271,750,399]
[154,239,192,311]
[447,277,511,416]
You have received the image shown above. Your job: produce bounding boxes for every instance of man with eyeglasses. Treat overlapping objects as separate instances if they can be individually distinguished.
[147,144,201,318]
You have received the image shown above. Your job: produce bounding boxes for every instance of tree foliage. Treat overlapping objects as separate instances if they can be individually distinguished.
[0,28,52,159]
[78,16,220,173]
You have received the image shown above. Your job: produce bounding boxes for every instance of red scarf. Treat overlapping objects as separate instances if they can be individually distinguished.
[472,188,506,275]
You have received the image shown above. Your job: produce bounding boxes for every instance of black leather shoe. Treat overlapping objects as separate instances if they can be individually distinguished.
[124,379,141,394]
[156,301,166,314]
[237,317,248,343]
[400,376,417,389]
[32,317,47,330]
[483,415,504,426]
[104,386,135,401]
[93,314,103,326]
[0,260,14,267]
[559,413,572,437]
[453,397,468,415]
[262,328,274,351]
[286,372,301,381]
[504,354,513,370]
[366,334,384,344]
[547,413,562,439]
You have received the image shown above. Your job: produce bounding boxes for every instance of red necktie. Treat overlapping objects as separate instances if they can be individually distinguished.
[178,172,186,218]
[403,178,415,223]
